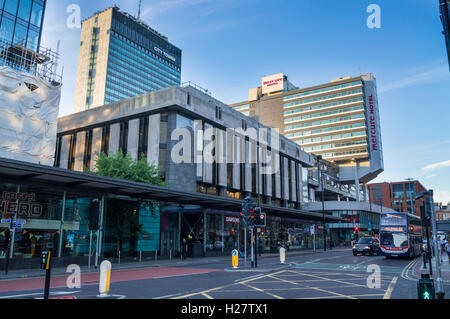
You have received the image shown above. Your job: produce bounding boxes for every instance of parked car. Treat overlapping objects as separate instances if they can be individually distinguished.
[352,237,380,256]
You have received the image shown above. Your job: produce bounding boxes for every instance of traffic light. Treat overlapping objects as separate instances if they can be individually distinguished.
[40,251,51,270]
[418,275,435,299]
[241,197,256,228]
[252,208,266,227]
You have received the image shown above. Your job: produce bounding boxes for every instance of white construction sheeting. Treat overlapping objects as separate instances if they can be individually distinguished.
[0,66,61,166]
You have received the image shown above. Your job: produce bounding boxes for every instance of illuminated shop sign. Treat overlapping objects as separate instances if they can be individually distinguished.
[225,216,240,224]
[0,191,43,219]
[380,226,405,232]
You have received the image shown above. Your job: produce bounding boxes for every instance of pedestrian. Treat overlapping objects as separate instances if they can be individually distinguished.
[446,240,450,262]
[181,238,188,260]
[439,238,446,262]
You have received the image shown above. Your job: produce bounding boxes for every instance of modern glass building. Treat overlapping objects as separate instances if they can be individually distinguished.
[0,0,45,52]
[74,6,182,113]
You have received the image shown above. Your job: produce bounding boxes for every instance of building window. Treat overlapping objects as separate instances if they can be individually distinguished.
[227,163,233,188]
[68,134,77,170]
[119,121,129,155]
[84,130,93,170]
[101,126,110,155]
[392,184,404,199]
[242,119,247,130]
[215,106,222,120]
[138,117,149,160]
[187,94,191,105]
[371,185,382,201]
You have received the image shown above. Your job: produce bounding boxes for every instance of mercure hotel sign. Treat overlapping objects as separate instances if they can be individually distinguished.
[368,95,378,152]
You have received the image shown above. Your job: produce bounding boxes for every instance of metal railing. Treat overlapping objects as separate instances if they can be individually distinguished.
[0,36,63,85]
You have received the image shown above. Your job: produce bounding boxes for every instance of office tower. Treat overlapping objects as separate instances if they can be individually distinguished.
[73,6,182,113]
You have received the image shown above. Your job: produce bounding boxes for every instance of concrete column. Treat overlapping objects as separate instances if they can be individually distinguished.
[290,160,297,202]
[127,119,140,160]
[354,161,361,202]
[73,131,86,172]
[296,163,302,204]
[264,149,272,197]
[244,140,252,193]
[217,128,227,187]
[363,183,368,202]
[90,128,103,171]
[109,123,121,154]
[232,135,241,190]
[203,123,214,184]
[282,157,289,201]
[274,153,281,199]
[148,114,160,166]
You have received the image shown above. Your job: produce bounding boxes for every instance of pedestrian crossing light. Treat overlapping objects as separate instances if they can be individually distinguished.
[418,275,435,299]
[40,251,51,270]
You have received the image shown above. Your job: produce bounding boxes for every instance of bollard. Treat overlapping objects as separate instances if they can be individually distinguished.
[280,247,286,264]
[140,250,142,263]
[98,260,112,297]
[232,249,239,269]
[155,250,157,261]
[118,250,121,264]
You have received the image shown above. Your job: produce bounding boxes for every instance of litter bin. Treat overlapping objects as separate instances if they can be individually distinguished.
[192,242,203,258]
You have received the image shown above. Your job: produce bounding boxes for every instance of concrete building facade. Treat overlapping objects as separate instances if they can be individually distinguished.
[56,84,387,255]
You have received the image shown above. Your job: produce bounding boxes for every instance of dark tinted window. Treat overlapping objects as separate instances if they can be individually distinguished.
[358,238,372,244]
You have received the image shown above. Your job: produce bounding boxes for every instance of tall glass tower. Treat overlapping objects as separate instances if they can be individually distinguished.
[74,6,182,113]
[0,0,46,53]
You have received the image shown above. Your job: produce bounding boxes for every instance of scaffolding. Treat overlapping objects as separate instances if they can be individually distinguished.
[0,36,62,86]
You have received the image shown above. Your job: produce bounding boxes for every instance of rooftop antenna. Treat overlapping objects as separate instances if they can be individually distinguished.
[137,0,142,20]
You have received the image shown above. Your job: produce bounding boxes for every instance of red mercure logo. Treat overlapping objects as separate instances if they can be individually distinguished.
[368,95,378,151]
[263,78,283,87]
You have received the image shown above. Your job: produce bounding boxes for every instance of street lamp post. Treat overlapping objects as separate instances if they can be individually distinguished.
[416,190,445,299]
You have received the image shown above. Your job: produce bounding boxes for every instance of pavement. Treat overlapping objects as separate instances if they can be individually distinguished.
[0,247,349,281]
[412,251,450,283]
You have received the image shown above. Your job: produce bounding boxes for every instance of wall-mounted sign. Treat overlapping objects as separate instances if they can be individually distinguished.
[262,73,284,94]
[0,191,43,219]
[154,46,176,62]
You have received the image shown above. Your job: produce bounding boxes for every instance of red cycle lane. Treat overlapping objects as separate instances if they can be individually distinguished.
[0,267,222,293]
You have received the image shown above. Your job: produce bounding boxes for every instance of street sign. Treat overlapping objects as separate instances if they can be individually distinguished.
[253,212,266,227]
[1,219,11,224]
[12,219,26,229]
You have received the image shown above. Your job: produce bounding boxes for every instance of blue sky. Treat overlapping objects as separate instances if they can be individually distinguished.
[40,0,450,203]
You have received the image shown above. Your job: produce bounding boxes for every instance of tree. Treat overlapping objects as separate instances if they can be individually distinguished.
[88,152,166,257]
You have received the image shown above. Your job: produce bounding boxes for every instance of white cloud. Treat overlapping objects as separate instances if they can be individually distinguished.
[434,191,450,205]
[378,59,450,93]
[421,159,450,172]
[425,174,437,179]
